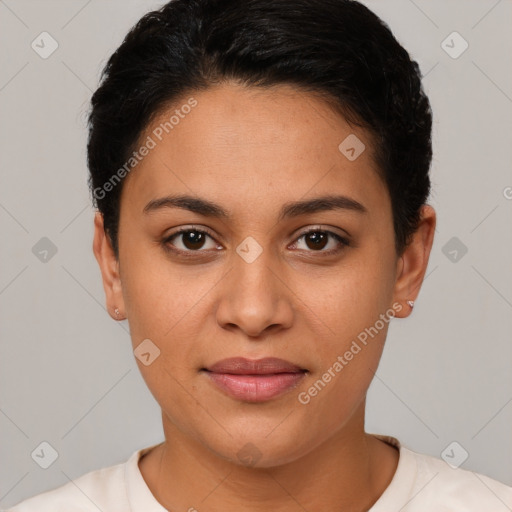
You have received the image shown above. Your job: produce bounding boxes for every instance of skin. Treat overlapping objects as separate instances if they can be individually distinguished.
[93,82,436,511]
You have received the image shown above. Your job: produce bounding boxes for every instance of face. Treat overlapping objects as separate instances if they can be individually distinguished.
[94,82,435,467]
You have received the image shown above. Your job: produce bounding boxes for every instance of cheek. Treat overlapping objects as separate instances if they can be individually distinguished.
[293,241,396,407]
[296,303,392,437]
[300,252,395,349]
[120,254,211,422]
[120,244,213,342]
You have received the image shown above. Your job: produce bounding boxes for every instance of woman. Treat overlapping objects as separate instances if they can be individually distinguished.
[8,0,511,510]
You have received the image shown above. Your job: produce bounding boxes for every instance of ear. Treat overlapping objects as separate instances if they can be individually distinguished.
[92,212,125,320]
[392,205,436,318]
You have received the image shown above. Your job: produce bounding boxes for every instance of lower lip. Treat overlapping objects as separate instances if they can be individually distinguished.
[204,372,306,402]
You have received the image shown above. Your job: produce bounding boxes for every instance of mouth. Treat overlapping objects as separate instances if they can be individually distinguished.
[201,357,308,403]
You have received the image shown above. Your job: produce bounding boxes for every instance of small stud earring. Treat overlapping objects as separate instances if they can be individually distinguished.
[114,308,121,318]
[406,300,415,309]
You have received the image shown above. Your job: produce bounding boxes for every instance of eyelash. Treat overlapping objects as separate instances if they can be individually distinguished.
[162,226,350,257]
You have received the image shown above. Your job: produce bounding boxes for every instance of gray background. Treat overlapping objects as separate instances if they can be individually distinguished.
[1,0,511,507]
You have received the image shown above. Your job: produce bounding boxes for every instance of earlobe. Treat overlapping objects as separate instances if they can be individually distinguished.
[392,205,436,318]
[92,212,125,320]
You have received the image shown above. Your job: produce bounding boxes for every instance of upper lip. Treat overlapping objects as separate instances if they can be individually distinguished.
[204,357,305,375]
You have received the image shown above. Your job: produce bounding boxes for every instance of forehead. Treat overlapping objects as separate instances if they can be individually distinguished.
[120,82,389,222]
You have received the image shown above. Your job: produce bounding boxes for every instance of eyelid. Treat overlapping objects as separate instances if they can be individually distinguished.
[164,225,221,249]
[292,225,350,243]
[289,226,350,254]
[171,225,217,239]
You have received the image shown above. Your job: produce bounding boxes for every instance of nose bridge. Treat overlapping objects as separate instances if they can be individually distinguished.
[215,237,294,336]
[235,246,277,294]
[231,238,281,307]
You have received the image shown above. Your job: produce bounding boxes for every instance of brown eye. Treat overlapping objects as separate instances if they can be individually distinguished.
[181,230,206,250]
[304,231,329,250]
[164,228,220,252]
[292,229,349,254]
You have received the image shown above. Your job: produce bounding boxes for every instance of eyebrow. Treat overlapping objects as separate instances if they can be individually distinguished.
[143,194,368,220]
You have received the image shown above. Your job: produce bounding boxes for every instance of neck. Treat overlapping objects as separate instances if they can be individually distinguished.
[139,402,399,512]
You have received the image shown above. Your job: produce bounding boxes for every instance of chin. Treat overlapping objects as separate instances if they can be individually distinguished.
[201,426,316,469]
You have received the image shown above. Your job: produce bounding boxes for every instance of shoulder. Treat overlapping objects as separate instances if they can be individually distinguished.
[372,435,512,511]
[410,448,512,510]
[4,456,130,512]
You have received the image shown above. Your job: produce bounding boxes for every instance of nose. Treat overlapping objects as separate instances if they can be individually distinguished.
[215,246,294,339]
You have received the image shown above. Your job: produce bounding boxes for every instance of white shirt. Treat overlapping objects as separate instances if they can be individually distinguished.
[5,435,512,511]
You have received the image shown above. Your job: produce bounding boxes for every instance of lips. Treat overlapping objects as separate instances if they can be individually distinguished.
[203,357,307,402]
[206,357,304,375]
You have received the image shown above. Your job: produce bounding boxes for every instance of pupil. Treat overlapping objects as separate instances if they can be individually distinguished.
[307,232,327,250]
[184,231,204,249]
